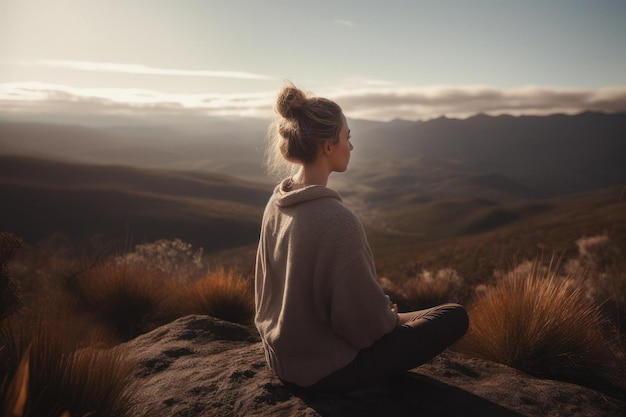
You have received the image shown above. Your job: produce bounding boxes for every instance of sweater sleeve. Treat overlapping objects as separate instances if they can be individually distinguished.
[325,211,398,350]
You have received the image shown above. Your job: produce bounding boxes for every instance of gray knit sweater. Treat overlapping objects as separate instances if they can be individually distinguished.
[254,178,398,387]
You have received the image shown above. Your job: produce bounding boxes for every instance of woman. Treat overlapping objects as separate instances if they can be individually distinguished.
[255,83,469,392]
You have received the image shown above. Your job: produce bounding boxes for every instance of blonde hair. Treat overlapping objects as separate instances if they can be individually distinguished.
[265,83,343,179]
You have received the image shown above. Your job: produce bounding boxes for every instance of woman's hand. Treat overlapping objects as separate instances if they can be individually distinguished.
[385,294,398,314]
[390,302,398,315]
[386,295,398,314]
[386,295,400,325]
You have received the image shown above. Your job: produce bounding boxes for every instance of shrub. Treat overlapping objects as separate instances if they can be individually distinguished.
[71,254,252,338]
[168,267,254,324]
[71,262,174,341]
[565,234,626,338]
[457,260,625,393]
[115,238,204,281]
[0,232,23,320]
[573,234,620,271]
[0,311,135,417]
[384,268,463,311]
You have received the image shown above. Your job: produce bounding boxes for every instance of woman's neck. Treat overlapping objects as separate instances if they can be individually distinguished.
[294,164,330,187]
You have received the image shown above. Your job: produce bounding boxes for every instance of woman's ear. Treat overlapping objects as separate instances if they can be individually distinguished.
[323,140,333,155]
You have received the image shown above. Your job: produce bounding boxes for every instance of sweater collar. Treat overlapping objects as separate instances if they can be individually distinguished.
[274,178,343,207]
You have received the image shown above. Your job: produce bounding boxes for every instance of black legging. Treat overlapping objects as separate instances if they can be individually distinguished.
[312,303,469,392]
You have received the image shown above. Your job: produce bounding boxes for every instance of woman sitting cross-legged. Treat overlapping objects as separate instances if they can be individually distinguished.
[254,83,469,392]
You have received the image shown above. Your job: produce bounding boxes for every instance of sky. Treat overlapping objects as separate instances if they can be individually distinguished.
[1,0,626,122]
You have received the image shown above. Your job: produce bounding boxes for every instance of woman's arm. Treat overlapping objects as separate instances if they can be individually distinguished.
[324,212,399,349]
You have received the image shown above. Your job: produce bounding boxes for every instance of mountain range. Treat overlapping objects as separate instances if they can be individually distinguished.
[1,111,624,254]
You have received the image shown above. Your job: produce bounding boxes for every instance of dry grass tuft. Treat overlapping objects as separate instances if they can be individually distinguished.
[1,346,29,417]
[457,259,626,393]
[70,249,253,338]
[71,262,174,340]
[168,267,254,324]
[0,310,135,417]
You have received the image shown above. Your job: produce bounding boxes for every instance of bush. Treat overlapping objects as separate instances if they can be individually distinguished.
[457,260,625,393]
[167,267,254,324]
[71,262,174,341]
[565,234,626,338]
[0,311,134,417]
[72,253,252,338]
[381,268,463,311]
[115,238,205,281]
[573,234,621,271]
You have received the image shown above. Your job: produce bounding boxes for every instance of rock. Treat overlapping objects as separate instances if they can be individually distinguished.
[122,315,625,417]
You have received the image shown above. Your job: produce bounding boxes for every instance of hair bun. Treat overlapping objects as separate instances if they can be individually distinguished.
[275,84,308,119]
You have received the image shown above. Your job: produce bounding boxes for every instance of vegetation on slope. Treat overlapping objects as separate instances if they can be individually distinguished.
[456,259,625,394]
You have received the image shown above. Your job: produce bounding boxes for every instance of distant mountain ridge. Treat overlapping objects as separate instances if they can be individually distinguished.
[2,111,625,197]
[348,111,626,197]
[1,111,625,247]
[0,116,268,179]
[0,155,271,250]
[3,111,624,198]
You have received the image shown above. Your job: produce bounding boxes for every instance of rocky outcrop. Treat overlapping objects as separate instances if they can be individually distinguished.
[122,315,625,417]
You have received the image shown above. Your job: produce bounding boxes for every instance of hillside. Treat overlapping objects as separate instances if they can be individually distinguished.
[0,155,272,251]
[2,111,625,195]
[366,186,626,288]
[344,112,626,201]
[0,117,268,178]
[1,111,625,266]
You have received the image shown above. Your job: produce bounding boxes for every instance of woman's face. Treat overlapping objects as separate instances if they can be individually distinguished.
[328,114,353,172]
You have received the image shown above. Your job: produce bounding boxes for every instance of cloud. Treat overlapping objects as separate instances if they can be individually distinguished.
[334,19,356,27]
[25,60,274,80]
[341,77,397,87]
[325,85,626,121]
[0,82,275,118]
[2,82,626,122]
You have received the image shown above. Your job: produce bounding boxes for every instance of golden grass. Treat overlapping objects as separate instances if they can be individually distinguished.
[167,267,254,324]
[456,259,626,393]
[1,346,29,417]
[70,259,254,339]
[71,262,175,341]
[0,310,135,417]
